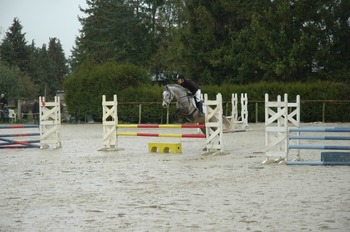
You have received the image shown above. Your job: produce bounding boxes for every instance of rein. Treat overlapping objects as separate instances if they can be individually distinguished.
[169,86,192,106]
[164,85,194,109]
[162,84,204,127]
[163,93,172,106]
[178,94,192,106]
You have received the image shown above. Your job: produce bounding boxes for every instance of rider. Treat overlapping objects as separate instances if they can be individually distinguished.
[177,74,204,116]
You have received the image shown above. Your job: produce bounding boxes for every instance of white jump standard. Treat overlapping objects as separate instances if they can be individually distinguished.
[0,96,61,150]
[223,93,248,132]
[264,93,300,164]
[39,96,62,149]
[264,93,350,165]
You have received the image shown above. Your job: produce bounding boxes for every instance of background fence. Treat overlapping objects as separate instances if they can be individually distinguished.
[3,100,349,124]
[115,100,350,124]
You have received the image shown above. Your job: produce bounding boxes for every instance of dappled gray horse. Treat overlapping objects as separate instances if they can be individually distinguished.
[162,84,205,129]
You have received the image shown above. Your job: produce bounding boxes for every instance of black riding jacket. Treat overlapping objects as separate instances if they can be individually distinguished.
[0,97,8,109]
[180,79,200,94]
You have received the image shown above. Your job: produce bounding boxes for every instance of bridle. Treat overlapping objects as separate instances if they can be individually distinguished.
[162,89,173,107]
[163,85,193,107]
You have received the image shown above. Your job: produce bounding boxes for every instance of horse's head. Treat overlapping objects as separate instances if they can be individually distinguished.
[162,85,173,108]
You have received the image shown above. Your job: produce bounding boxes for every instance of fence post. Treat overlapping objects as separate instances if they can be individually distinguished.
[255,102,258,123]
[138,104,142,124]
[166,107,169,124]
[322,101,326,123]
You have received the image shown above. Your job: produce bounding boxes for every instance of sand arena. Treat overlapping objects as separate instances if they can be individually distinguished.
[0,123,349,231]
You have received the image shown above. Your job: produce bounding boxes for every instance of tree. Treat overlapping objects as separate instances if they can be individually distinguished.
[179,0,350,83]
[64,61,149,119]
[0,18,40,100]
[48,38,68,92]
[70,0,349,84]
[147,0,186,73]
[179,0,254,84]
[243,0,350,82]
[0,61,24,99]
[72,0,152,66]
[0,18,70,100]
[0,18,31,74]
[0,60,37,100]
[71,0,184,71]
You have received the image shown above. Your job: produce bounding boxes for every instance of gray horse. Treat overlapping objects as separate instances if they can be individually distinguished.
[162,84,205,130]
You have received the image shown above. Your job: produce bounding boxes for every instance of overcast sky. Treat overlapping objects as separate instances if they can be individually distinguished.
[0,0,87,57]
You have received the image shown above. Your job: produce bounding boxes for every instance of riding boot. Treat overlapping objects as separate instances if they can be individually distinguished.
[197,101,204,117]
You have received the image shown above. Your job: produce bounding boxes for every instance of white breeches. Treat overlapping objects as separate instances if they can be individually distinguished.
[194,89,201,103]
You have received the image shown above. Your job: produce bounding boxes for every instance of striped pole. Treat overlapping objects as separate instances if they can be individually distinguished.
[0,145,40,149]
[0,124,40,149]
[100,93,224,152]
[289,135,350,140]
[289,144,350,150]
[117,124,205,129]
[290,127,350,133]
[0,137,40,148]
[287,126,350,164]
[117,132,206,138]
[287,161,350,166]
[0,125,39,129]
[0,133,40,138]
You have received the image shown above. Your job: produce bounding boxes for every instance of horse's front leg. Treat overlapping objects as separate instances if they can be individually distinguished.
[175,108,180,118]
[170,108,181,122]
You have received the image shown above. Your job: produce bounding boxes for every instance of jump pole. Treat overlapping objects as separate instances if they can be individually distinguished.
[117,124,205,129]
[0,125,39,129]
[116,132,206,138]
[0,137,40,149]
[290,127,350,133]
[100,93,224,154]
[0,126,41,149]
[0,96,61,150]
[264,94,350,165]
[0,123,40,149]
[287,161,350,166]
[286,126,350,165]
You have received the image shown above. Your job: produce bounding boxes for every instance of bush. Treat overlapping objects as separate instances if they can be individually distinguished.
[63,61,149,120]
[64,70,350,123]
[204,81,350,122]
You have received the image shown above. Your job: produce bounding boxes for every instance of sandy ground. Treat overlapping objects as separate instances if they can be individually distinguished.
[0,123,349,232]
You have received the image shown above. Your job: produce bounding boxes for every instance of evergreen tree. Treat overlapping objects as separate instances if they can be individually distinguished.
[244,0,350,82]
[69,0,349,84]
[179,0,349,83]
[0,18,69,100]
[73,0,151,66]
[48,38,68,91]
[27,43,56,97]
[0,18,31,74]
[147,0,186,73]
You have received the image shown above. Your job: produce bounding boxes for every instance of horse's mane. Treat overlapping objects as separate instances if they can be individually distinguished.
[164,84,186,91]
[165,84,180,88]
